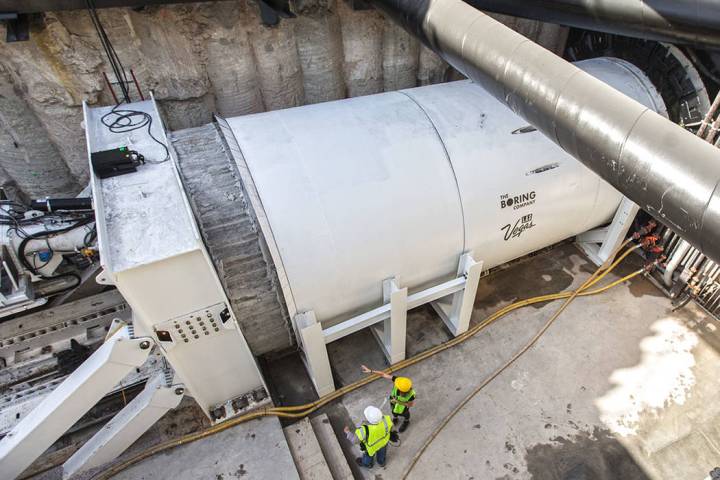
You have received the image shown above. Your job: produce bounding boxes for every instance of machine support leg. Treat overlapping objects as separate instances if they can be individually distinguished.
[371,277,408,364]
[0,327,152,480]
[63,371,185,479]
[432,253,483,336]
[295,311,335,397]
[577,197,639,266]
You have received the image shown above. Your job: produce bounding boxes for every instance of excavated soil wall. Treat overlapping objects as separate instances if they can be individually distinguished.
[0,0,568,199]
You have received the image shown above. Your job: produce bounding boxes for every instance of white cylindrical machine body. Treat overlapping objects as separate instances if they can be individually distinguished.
[225,58,666,324]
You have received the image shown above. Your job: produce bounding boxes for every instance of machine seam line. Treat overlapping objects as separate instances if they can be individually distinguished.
[551,69,583,148]
[212,119,299,346]
[398,91,467,252]
[699,179,720,253]
[617,109,650,185]
[609,58,667,116]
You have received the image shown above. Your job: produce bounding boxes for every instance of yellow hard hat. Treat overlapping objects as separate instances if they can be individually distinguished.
[394,377,412,392]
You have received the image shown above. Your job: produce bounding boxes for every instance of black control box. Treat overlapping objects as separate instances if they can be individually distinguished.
[91,147,144,179]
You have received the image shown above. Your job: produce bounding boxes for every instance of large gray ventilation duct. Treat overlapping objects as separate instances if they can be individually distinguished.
[464,0,720,49]
[369,0,720,264]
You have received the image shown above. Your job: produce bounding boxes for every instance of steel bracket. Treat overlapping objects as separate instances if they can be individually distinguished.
[295,310,334,397]
[370,277,408,364]
[296,253,483,396]
[430,253,483,336]
[576,197,639,266]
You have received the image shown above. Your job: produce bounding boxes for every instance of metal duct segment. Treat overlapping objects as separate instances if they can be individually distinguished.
[463,0,720,49]
[224,58,664,324]
[370,0,720,265]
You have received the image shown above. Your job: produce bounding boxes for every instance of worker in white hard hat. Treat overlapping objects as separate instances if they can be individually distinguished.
[361,364,416,432]
[344,406,394,468]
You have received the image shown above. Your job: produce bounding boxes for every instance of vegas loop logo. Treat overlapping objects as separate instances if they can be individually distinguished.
[501,214,536,241]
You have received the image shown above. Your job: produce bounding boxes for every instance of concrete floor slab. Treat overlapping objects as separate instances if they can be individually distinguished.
[40,244,716,480]
[329,244,720,479]
[284,418,333,480]
[310,414,354,480]
[112,416,299,480]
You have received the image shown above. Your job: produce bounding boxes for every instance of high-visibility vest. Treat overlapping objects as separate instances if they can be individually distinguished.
[355,415,393,456]
[391,386,415,415]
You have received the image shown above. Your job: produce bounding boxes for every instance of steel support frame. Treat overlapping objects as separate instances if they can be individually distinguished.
[430,253,484,336]
[295,311,334,397]
[576,197,639,266]
[371,278,408,365]
[63,371,184,479]
[295,254,482,396]
[0,326,152,480]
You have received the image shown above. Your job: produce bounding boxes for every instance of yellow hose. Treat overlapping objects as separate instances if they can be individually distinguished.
[94,244,640,480]
[400,243,640,478]
[267,244,638,418]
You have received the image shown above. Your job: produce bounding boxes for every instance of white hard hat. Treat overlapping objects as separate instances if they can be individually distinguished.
[364,406,383,424]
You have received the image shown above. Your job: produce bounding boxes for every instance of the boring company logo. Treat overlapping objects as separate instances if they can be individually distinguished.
[502,214,536,241]
[500,191,536,210]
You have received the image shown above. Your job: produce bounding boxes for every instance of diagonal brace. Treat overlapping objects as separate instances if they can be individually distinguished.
[0,327,152,480]
[63,371,184,478]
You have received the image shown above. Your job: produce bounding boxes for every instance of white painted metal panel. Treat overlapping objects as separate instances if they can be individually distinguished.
[86,99,265,417]
[85,100,198,274]
[225,58,665,325]
[227,94,465,323]
[404,58,666,270]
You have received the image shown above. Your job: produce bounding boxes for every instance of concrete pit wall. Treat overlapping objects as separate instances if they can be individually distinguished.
[0,0,568,201]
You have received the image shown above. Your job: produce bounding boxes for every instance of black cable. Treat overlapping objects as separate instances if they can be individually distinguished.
[100,105,170,163]
[83,225,97,247]
[0,200,28,211]
[86,0,130,103]
[38,273,83,298]
[30,240,54,272]
[85,0,169,164]
[11,213,93,297]
[17,217,95,278]
[1,206,93,299]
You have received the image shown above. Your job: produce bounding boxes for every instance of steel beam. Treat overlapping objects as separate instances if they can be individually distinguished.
[0,1,221,13]
[322,277,466,344]
[431,253,483,336]
[295,311,334,397]
[370,0,720,265]
[0,327,152,480]
[0,0,296,17]
[577,197,640,266]
[62,371,184,479]
[370,278,408,364]
[463,0,720,50]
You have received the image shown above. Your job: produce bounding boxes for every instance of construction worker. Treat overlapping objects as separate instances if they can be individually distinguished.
[361,365,416,432]
[344,406,394,468]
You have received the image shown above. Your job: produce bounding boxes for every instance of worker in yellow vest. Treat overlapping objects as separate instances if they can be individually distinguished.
[344,406,394,468]
[361,365,416,432]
